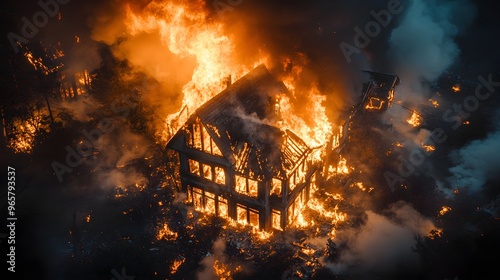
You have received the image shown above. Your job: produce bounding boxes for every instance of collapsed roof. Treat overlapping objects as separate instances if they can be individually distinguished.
[168,64,311,180]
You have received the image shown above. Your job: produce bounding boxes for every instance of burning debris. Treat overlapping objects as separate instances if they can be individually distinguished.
[361,71,400,111]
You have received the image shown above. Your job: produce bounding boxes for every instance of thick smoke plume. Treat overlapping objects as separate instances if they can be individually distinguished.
[447,113,500,193]
[327,201,437,275]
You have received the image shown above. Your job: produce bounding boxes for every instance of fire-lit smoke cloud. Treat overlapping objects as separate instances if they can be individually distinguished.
[88,0,355,148]
[327,201,437,275]
[90,0,242,119]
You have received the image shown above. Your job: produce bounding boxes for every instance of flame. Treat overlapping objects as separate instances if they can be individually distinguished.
[277,78,333,157]
[7,120,37,153]
[350,182,373,192]
[307,198,347,238]
[429,98,439,108]
[439,206,452,216]
[170,257,185,274]
[407,111,422,127]
[23,47,64,75]
[336,157,351,174]
[124,1,332,155]
[452,85,461,92]
[422,144,436,152]
[213,259,242,280]
[428,228,444,239]
[157,222,178,241]
[124,0,348,239]
[124,1,254,139]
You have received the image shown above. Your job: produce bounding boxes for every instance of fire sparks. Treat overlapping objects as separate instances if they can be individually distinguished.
[407,111,422,127]
[452,85,461,92]
[429,98,439,108]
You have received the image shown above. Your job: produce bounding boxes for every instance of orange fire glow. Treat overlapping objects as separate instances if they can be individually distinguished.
[123,0,332,152]
[439,206,452,216]
[157,222,178,241]
[407,111,422,127]
[429,98,439,108]
[126,0,349,239]
[170,257,185,274]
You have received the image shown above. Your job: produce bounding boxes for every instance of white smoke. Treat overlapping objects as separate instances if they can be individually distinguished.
[388,0,476,104]
[447,120,500,193]
[327,201,437,275]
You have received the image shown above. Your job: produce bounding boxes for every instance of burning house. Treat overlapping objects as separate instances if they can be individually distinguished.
[167,65,317,231]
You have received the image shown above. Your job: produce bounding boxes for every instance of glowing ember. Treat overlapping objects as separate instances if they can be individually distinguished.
[429,98,439,107]
[213,259,243,279]
[428,228,444,239]
[251,227,273,241]
[7,120,37,153]
[157,222,178,241]
[170,257,185,274]
[452,85,461,92]
[354,182,366,191]
[439,206,452,216]
[407,111,422,127]
[422,144,436,152]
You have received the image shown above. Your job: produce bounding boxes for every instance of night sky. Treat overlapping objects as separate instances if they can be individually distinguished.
[1,0,500,279]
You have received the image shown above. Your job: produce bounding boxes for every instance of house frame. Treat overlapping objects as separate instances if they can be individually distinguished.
[167,65,316,231]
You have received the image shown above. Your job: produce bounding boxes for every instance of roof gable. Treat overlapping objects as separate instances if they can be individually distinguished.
[168,64,311,180]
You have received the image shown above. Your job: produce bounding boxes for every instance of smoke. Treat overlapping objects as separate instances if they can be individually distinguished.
[90,127,150,190]
[447,115,500,193]
[197,238,227,280]
[327,201,437,275]
[56,94,100,122]
[388,0,476,103]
